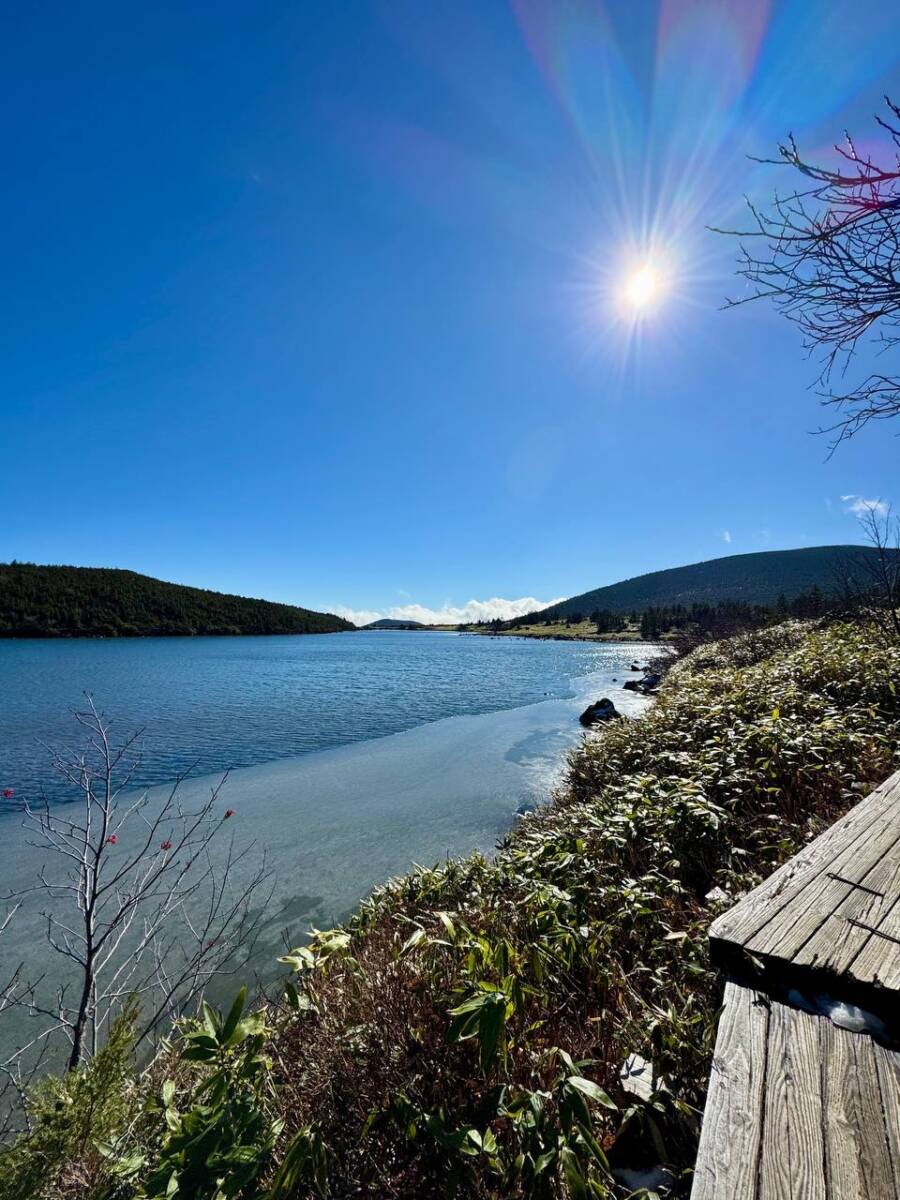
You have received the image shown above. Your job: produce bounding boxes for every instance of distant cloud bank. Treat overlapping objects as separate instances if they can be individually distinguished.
[330,595,566,628]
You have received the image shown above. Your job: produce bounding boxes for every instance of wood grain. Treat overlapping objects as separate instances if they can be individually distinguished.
[691,983,769,1200]
[710,770,900,990]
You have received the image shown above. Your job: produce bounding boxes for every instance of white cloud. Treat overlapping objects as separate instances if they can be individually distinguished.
[841,494,889,518]
[329,606,384,627]
[331,596,566,628]
[722,530,732,544]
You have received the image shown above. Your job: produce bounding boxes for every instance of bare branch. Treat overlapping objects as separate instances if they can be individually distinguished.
[0,701,272,1099]
[717,99,900,450]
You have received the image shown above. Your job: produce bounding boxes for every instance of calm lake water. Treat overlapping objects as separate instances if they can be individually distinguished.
[2,631,650,806]
[0,632,654,1012]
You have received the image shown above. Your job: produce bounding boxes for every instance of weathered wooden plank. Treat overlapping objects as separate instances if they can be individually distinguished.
[820,1017,898,1198]
[849,894,900,989]
[693,984,900,1198]
[787,1006,828,1200]
[710,771,900,952]
[873,1039,900,1196]
[759,1000,827,1200]
[690,982,769,1200]
[770,825,900,974]
[696,771,900,1197]
[745,818,900,964]
[757,996,793,1200]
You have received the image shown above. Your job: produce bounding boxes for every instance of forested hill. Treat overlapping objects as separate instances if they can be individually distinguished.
[534,545,885,620]
[362,618,426,630]
[0,564,354,638]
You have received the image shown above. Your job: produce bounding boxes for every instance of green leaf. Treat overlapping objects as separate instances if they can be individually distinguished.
[220,986,247,1044]
[112,1152,146,1178]
[180,1043,217,1063]
[399,927,426,957]
[201,1000,219,1039]
[560,1146,589,1199]
[449,995,483,1016]
[534,1148,557,1175]
[478,996,506,1071]
[556,1048,577,1074]
[437,911,456,941]
[567,1077,617,1110]
[277,946,316,972]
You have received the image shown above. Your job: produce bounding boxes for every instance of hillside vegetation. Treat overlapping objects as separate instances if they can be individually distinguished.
[0,564,353,638]
[6,615,899,1199]
[533,545,885,620]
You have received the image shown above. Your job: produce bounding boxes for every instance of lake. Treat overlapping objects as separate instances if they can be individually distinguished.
[0,631,654,985]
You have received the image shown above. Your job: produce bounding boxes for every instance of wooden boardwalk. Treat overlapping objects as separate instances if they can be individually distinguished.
[692,769,900,1199]
[710,771,900,1000]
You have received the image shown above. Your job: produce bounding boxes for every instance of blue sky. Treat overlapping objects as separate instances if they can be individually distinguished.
[4,1,899,623]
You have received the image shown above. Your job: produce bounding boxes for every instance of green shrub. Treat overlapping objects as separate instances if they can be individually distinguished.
[0,1003,139,1200]
[134,989,281,1200]
[126,987,328,1200]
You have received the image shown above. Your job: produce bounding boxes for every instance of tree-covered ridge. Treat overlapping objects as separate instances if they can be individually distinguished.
[534,544,890,620]
[0,563,354,638]
[362,619,427,630]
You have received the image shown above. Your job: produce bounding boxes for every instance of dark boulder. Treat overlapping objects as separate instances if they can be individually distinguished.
[579,698,622,726]
[622,672,661,696]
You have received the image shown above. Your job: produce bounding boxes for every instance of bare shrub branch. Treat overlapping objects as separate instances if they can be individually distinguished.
[3,698,272,1080]
[832,504,900,643]
[716,97,900,451]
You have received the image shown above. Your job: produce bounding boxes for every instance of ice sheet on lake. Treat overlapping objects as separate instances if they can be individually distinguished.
[185,669,654,956]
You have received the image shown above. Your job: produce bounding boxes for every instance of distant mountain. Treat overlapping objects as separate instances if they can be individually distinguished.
[0,563,354,638]
[533,546,886,619]
[362,618,427,630]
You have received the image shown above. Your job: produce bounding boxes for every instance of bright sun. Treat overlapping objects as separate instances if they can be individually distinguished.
[622,264,664,313]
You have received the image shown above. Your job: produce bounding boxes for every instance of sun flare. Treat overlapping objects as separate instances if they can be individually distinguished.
[622,263,664,313]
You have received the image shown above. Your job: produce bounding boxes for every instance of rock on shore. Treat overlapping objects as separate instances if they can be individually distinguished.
[579,698,622,726]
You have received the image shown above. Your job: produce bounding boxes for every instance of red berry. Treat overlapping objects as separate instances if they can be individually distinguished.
[161,840,172,851]
[224,809,235,819]
[106,834,118,845]
[3,789,13,799]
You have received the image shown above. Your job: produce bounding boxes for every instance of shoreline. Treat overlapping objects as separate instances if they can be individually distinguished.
[0,651,658,1065]
[456,618,654,644]
[463,629,655,645]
